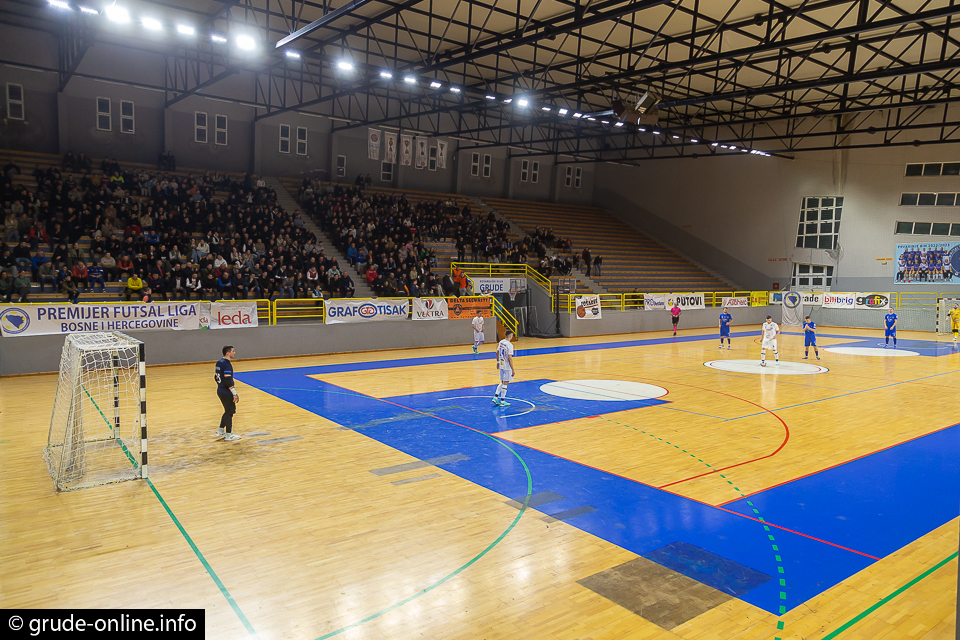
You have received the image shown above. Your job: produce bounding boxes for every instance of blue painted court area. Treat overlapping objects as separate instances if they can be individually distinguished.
[238,366,882,614]
[781,332,959,356]
[723,424,960,559]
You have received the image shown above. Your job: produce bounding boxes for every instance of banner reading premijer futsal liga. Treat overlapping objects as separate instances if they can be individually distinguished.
[0,303,201,337]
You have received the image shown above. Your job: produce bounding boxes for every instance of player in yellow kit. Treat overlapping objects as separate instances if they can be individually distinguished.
[949,303,960,342]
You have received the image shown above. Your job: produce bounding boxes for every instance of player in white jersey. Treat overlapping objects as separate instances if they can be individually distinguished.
[493,330,516,407]
[760,315,780,367]
[471,310,485,354]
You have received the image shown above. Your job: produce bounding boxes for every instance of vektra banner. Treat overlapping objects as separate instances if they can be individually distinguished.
[325,298,409,324]
[644,293,706,310]
[412,298,448,320]
[199,301,259,329]
[575,295,602,319]
[822,293,856,309]
[721,297,750,308]
[0,302,201,337]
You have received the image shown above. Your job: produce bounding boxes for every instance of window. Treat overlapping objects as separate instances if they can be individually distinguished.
[795,196,842,249]
[279,124,291,153]
[905,162,960,176]
[520,159,529,183]
[195,111,207,143]
[381,161,393,182]
[899,192,960,206]
[482,154,491,178]
[96,97,111,131]
[428,146,437,171]
[564,166,573,187]
[470,152,480,177]
[215,114,227,145]
[895,221,956,236]
[790,264,834,290]
[574,167,582,189]
[296,127,307,155]
[6,83,23,120]
[531,161,539,184]
[120,100,134,134]
[336,154,346,178]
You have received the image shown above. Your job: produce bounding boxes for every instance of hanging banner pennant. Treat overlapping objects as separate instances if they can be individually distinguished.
[437,139,447,169]
[400,134,413,166]
[368,129,381,161]
[416,136,428,169]
[384,131,397,164]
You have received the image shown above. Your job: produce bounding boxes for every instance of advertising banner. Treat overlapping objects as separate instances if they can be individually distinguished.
[200,301,259,329]
[471,278,527,295]
[325,299,409,324]
[412,298,448,320]
[822,292,856,309]
[855,293,891,310]
[0,302,200,337]
[894,241,959,284]
[400,135,413,166]
[721,297,750,308]
[368,129,381,161]
[448,297,492,319]
[799,292,823,307]
[384,131,397,164]
[644,293,705,310]
[768,291,783,305]
[575,295,602,320]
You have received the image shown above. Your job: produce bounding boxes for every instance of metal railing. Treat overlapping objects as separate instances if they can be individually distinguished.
[450,262,552,296]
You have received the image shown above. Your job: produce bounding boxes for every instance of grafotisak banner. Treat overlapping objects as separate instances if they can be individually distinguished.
[325,298,409,324]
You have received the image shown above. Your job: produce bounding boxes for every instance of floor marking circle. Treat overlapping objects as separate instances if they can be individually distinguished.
[703,359,829,375]
[825,346,919,357]
[438,395,536,418]
[538,380,668,401]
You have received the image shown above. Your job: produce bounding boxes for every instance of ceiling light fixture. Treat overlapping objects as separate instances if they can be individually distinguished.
[211,34,227,43]
[429,81,442,88]
[517,98,529,107]
[177,25,195,35]
[105,4,130,23]
[286,51,301,59]
[404,76,416,84]
[48,0,71,9]
[142,17,162,31]
[542,107,551,112]
[691,139,698,143]
[79,6,100,14]
[558,108,568,115]
[614,122,624,127]
[572,112,582,118]
[503,98,513,104]
[380,70,393,79]
[338,60,355,71]
[485,95,496,100]
[236,35,257,50]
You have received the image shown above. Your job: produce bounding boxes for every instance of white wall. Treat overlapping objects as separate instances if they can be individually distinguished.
[594,144,960,293]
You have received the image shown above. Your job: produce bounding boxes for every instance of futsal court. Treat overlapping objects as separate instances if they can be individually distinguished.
[1,324,957,640]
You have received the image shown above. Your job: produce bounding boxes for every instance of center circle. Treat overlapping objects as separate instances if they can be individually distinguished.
[703,359,829,375]
[823,346,919,357]
[539,380,668,401]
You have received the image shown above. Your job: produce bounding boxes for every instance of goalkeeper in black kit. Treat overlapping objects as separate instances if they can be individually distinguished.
[214,345,241,441]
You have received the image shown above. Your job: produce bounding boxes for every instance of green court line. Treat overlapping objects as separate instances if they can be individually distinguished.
[83,385,259,637]
[81,385,138,469]
[314,423,534,640]
[819,551,958,640]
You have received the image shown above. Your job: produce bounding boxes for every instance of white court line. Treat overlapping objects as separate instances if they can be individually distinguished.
[438,395,536,418]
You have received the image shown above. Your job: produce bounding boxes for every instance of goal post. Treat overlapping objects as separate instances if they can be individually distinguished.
[936,297,960,335]
[43,332,147,492]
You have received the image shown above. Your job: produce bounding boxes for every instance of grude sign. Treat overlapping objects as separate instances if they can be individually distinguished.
[325,299,410,324]
[0,303,201,337]
[471,278,527,295]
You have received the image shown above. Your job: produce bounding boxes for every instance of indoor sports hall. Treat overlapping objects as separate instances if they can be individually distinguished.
[1,1,959,640]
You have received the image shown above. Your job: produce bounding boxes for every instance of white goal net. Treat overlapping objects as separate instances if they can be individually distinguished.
[937,297,960,335]
[43,332,147,492]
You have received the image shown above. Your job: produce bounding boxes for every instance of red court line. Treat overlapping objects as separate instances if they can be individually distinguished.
[713,505,882,560]
[716,421,960,506]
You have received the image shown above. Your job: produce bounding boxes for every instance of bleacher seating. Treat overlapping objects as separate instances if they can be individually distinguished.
[482,197,731,293]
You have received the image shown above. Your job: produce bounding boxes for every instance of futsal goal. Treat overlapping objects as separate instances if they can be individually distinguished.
[937,297,960,335]
[43,332,147,492]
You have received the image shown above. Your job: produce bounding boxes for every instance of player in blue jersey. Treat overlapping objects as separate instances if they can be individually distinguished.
[718,307,732,349]
[802,316,820,360]
[215,345,241,440]
[884,310,898,348]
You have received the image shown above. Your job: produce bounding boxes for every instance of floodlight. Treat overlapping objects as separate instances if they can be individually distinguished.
[672,135,679,139]
[177,25,195,35]
[614,122,624,127]
[286,51,301,59]
[49,0,71,9]
[542,107,551,112]
[691,139,698,143]
[572,112,582,118]
[142,18,162,31]
[211,34,227,43]
[450,87,461,93]
[79,6,99,14]
[380,71,393,79]
[485,95,496,100]
[517,98,529,107]
[236,35,256,50]
[558,108,568,115]
[404,76,416,84]
[653,130,660,134]
[503,98,512,104]
[430,81,442,88]
[105,4,130,23]
[338,60,354,71]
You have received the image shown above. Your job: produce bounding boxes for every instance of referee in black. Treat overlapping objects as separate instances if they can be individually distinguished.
[214,345,241,441]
